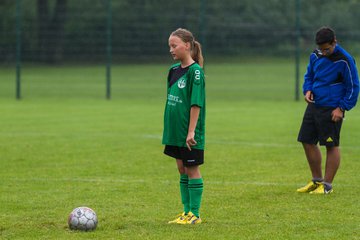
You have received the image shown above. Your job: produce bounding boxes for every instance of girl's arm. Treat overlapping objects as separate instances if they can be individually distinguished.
[186,106,200,150]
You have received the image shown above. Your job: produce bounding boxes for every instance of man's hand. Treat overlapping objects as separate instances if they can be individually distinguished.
[331,107,344,122]
[305,90,315,103]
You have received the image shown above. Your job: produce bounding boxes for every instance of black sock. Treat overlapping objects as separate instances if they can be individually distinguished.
[323,182,332,190]
[312,178,323,183]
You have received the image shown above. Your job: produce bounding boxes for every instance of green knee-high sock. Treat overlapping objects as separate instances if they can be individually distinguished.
[188,178,204,218]
[180,174,190,214]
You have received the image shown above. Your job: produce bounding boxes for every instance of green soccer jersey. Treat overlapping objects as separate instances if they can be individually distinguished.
[162,62,206,149]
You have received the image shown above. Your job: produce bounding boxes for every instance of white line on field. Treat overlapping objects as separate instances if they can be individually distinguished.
[141,134,360,149]
[2,177,351,187]
[142,134,162,139]
[142,134,297,148]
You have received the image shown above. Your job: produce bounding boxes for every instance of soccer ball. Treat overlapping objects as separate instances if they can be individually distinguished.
[68,207,98,231]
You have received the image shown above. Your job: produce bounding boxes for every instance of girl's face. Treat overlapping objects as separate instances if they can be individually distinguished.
[168,35,190,61]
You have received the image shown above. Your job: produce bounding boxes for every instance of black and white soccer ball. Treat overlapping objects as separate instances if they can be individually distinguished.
[68,207,98,231]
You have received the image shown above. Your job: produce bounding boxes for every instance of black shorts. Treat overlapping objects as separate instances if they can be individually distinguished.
[164,145,204,167]
[297,103,343,146]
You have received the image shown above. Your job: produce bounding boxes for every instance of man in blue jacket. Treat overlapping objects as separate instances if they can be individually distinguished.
[297,27,359,194]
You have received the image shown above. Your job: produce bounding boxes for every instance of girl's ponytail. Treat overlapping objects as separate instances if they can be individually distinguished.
[192,40,204,67]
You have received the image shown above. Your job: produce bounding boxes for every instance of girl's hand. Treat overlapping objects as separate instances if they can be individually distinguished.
[186,132,197,151]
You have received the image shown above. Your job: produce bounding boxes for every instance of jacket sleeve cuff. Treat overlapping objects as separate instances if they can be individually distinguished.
[303,89,312,95]
[339,103,347,111]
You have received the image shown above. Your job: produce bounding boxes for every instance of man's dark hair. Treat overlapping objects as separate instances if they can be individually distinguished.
[315,27,336,45]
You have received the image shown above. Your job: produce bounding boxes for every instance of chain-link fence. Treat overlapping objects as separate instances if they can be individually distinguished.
[1,0,360,99]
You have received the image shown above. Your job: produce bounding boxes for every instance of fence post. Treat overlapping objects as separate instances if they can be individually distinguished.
[199,0,206,69]
[106,0,112,100]
[295,0,301,101]
[16,0,22,100]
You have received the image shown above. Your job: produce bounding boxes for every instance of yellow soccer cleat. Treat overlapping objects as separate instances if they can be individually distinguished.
[168,212,189,224]
[309,183,333,194]
[296,181,320,193]
[186,212,202,225]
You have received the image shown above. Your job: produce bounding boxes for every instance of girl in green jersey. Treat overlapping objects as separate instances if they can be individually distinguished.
[163,28,205,225]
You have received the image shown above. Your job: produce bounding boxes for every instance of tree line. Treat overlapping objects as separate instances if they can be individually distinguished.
[1,0,360,63]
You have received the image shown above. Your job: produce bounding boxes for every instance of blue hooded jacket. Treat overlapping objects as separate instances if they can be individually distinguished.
[303,44,359,111]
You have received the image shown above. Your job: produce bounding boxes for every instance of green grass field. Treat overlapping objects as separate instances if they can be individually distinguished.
[1,59,360,239]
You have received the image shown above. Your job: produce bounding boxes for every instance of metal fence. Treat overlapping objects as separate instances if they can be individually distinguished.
[1,0,360,99]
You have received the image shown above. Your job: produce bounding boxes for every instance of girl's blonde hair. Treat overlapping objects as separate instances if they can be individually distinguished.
[170,28,204,67]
